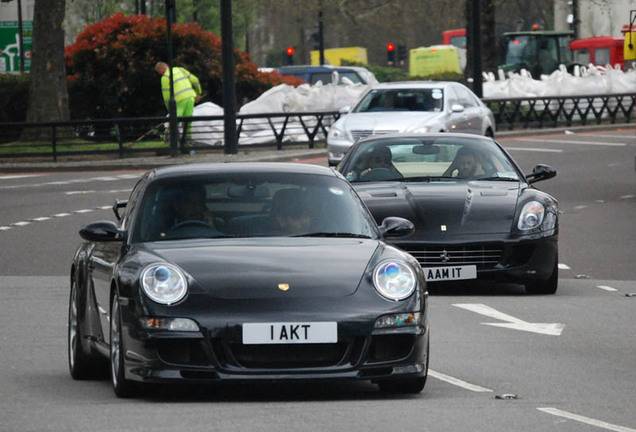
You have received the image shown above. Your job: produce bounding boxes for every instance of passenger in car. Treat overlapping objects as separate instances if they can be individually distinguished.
[443,147,486,179]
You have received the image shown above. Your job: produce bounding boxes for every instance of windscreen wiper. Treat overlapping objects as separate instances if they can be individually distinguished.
[292,232,372,239]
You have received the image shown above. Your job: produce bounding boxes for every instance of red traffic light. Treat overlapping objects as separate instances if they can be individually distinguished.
[286,47,294,55]
[386,43,395,51]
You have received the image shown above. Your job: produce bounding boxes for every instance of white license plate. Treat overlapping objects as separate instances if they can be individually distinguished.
[424,265,477,281]
[242,322,337,345]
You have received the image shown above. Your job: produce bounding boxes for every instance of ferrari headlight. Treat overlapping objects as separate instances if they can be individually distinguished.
[518,201,545,230]
[373,260,417,301]
[141,263,187,305]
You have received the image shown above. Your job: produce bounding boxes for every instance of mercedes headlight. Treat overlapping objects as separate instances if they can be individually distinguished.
[373,260,417,301]
[327,124,348,140]
[141,263,188,305]
[518,201,545,230]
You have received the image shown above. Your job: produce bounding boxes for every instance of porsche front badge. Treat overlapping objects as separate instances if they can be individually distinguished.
[278,283,290,291]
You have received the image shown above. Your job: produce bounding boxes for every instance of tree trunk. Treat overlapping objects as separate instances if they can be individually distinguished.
[21,0,70,141]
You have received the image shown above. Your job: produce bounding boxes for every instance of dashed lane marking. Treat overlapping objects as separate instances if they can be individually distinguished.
[0,207,111,233]
[597,285,618,292]
[504,147,563,153]
[538,407,636,432]
[0,173,140,190]
[558,264,571,270]
[518,138,627,147]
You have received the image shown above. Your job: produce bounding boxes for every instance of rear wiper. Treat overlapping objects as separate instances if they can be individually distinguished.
[292,232,372,239]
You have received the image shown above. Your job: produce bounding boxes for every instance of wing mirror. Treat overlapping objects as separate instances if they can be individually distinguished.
[339,106,351,114]
[526,164,556,184]
[451,104,465,113]
[379,216,415,238]
[79,221,125,242]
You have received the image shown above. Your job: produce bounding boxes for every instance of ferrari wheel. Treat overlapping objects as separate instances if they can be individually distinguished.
[525,258,558,295]
[68,280,102,379]
[110,294,137,398]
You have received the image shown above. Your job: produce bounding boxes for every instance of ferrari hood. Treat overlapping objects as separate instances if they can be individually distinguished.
[143,238,379,299]
[355,180,521,239]
[341,111,445,133]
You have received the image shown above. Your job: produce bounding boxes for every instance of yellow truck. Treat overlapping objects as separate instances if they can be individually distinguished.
[310,47,368,66]
[409,45,464,77]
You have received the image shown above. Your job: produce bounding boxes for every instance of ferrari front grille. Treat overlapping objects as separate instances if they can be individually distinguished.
[405,245,503,270]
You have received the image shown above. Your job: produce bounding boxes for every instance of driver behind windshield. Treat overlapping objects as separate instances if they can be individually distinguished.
[171,184,215,227]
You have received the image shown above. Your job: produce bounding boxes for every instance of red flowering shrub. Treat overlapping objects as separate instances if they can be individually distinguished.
[65,13,302,119]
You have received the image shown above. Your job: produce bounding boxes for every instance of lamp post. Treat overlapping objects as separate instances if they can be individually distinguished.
[165,0,178,157]
[221,0,238,154]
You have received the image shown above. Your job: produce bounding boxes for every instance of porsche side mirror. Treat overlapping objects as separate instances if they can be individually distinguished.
[451,104,465,113]
[79,221,125,242]
[112,199,128,221]
[379,216,415,238]
[527,164,556,184]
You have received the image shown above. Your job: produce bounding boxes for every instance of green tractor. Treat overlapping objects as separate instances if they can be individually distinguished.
[499,30,575,78]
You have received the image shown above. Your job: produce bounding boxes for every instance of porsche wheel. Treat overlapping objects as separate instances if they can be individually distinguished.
[68,280,102,379]
[525,258,558,295]
[110,294,137,398]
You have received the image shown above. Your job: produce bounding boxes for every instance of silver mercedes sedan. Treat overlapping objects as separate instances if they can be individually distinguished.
[327,81,496,166]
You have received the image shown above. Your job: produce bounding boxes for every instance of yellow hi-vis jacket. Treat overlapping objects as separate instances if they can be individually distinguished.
[161,67,202,108]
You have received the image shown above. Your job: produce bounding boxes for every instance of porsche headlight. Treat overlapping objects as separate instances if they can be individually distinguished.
[518,201,545,230]
[141,263,187,305]
[373,260,417,301]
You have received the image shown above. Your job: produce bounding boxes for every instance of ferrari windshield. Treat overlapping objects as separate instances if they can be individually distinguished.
[353,88,444,113]
[339,136,521,183]
[132,172,378,242]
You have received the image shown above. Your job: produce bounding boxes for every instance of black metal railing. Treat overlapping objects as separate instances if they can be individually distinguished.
[483,93,635,130]
[1,93,633,162]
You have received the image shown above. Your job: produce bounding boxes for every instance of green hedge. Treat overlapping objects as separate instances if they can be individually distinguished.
[0,74,29,123]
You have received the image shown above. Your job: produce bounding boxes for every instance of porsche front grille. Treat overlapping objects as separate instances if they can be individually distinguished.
[405,245,503,270]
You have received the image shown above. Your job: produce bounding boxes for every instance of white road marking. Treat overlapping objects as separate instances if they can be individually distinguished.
[504,147,563,153]
[519,138,627,147]
[597,285,618,292]
[0,205,113,234]
[620,195,635,199]
[428,369,493,393]
[0,174,44,180]
[65,188,131,196]
[538,407,636,432]
[558,264,571,270]
[454,303,565,336]
[573,205,587,210]
[592,134,636,139]
[0,174,140,190]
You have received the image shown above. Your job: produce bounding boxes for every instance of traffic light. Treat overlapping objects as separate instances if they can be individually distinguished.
[285,46,294,65]
[386,43,395,65]
[397,44,407,64]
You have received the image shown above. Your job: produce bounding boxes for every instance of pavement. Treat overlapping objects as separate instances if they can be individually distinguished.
[0,124,633,173]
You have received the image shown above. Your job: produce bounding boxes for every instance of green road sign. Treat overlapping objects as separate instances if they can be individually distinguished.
[0,20,32,73]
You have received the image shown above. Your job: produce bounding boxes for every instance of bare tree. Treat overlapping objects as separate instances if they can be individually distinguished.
[22,0,70,139]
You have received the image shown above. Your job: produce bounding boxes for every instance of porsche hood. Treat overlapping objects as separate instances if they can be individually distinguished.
[355,181,521,239]
[141,238,381,299]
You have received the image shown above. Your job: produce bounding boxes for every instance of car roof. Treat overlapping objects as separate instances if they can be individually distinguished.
[278,65,364,73]
[149,162,340,181]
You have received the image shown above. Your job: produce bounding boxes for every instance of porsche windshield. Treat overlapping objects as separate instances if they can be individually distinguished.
[132,173,378,242]
[340,136,521,183]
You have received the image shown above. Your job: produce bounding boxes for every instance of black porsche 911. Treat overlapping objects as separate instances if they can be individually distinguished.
[68,163,429,397]
[336,133,559,295]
